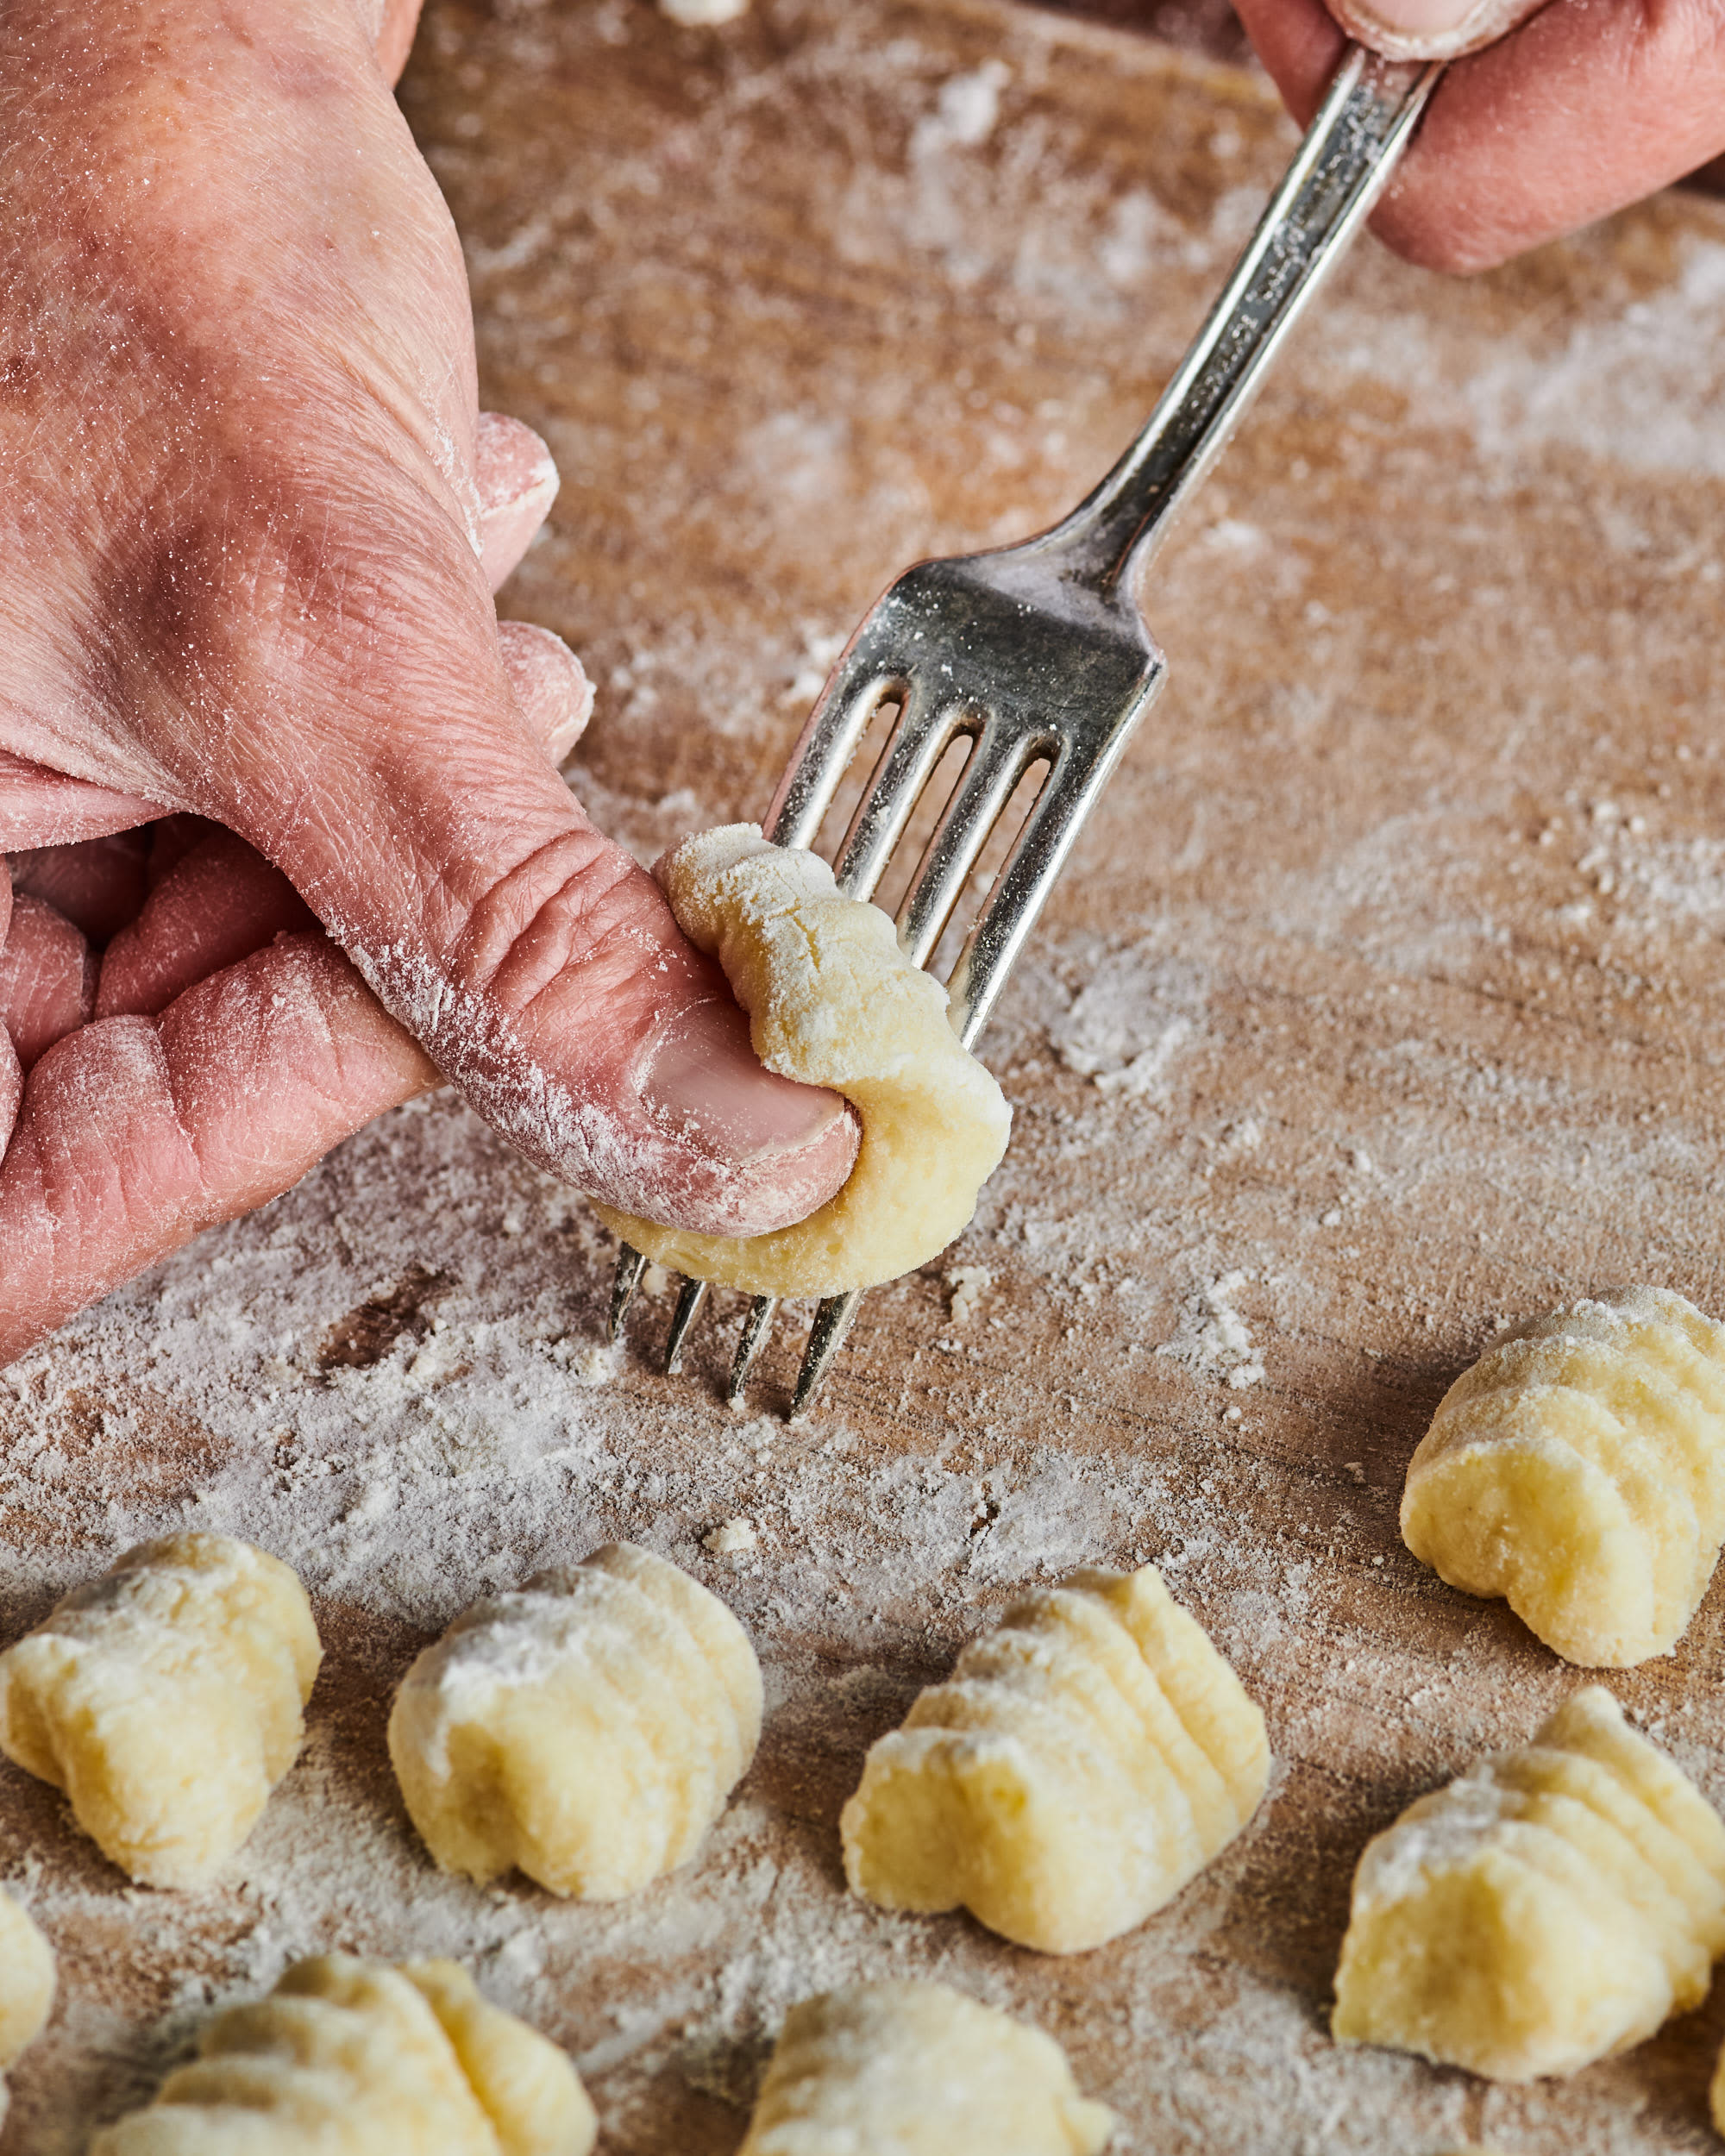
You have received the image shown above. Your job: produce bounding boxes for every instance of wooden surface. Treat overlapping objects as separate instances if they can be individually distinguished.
[8,2,1725,2149]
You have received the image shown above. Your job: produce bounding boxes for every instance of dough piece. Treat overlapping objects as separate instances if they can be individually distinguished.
[389,1542,762,1899]
[1401,1288,1725,1666]
[839,1563,1270,1953]
[737,1982,1114,2156]
[660,0,750,20]
[89,1952,596,2155]
[0,1534,321,1887]
[1332,1686,1725,2081]
[591,826,1011,1297]
[0,1883,55,2128]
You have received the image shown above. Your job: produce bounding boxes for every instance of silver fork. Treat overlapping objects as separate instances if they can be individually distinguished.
[608,44,1440,1414]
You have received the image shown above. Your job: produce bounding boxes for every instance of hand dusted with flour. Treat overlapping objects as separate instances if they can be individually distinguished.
[0,1534,320,1887]
[389,1543,762,1900]
[0,0,855,1368]
[593,827,1011,1296]
[91,1953,595,2156]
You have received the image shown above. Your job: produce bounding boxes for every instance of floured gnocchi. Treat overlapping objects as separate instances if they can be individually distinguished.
[1401,1288,1725,1666]
[1332,1686,1725,2080]
[840,1563,1269,1953]
[737,1981,1114,2156]
[592,827,1011,1296]
[0,1883,55,2128]
[0,1534,321,1887]
[90,1953,595,2155]
[389,1541,761,1899]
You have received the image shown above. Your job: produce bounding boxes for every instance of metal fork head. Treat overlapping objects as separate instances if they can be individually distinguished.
[609,547,1168,1413]
[608,43,1440,1412]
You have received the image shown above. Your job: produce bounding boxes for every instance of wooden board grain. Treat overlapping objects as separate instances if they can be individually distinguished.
[6,3,1725,2150]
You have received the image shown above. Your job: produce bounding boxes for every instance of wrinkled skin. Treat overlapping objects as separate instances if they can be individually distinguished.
[3,0,1719,1363]
[1234,0,1725,272]
[0,0,859,1363]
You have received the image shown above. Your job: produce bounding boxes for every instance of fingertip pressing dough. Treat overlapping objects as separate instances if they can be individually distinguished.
[0,1883,55,2128]
[591,826,1012,1297]
[1332,1685,1725,2080]
[89,1952,596,2155]
[737,1981,1115,2156]
[839,1563,1270,1954]
[1401,1287,1725,1667]
[389,1541,762,1899]
[0,1534,322,1887]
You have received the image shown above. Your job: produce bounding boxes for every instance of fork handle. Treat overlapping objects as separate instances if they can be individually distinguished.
[1041,45,1440,599]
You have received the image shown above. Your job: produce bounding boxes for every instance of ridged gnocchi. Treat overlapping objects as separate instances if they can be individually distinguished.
[0,1534,321,1887]
[1332,1686,1725,2080]
[0,1883,55,2129]
[1401,1288,1725,1666]
[737,1982,1114,2156]
[389,1542,762,1899]
[89,1953,595,2155]
[591,826,1012,1297]
[839,1563,1270,1953]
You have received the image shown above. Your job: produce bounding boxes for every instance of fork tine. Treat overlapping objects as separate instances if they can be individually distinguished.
[947,730,1136,1048]
[608,1242,648,1342]
[663,1276,708,1373]
[728,1294,780,1406]
[896,726,1051,969]
[767,666,907,849]
[791,1290,861,1417]
[832,685,971,902]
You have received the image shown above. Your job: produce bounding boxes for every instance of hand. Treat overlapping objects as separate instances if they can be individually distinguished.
[0,0,857,1363]
[1231,0,1725,271]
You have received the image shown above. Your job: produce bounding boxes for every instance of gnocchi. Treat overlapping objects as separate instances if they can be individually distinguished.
[389,1542,762,1899]
[737,1981,1114,2156]
[0,1883,54,2128]
[592,827,1012,1297]
[0,1534,321,1887]
[1401,1287,1725,1666]
[1332,1686,1725,2080]
[840,1563,1270,1953]
[90,1953,595,2155]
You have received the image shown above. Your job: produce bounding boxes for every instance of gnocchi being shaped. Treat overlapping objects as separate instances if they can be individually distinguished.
[591,826,1012,1297]
[737,1982,1115,2156]
[1333,1686,1725,2081]
[0,1884,55,2129]
[1401,1287,1725,1666]
[839,1563,1270,1953]
[90,1953,596,2156]
[0,1534,321,1887]
[389,1542,762,1899]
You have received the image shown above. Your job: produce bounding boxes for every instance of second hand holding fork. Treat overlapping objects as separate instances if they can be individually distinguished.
[609,45,1442,1414]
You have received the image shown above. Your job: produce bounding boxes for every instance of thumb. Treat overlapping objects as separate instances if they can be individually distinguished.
[160,478,856,1241]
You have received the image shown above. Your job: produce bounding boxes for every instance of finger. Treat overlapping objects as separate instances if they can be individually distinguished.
[0,749,171,854]
[160,466,858,1240]
[476,413,561,592]
[499,621,594,764]
[1327,0,1546,60]
[147,815,226,889]
[0,932,434,1367]
[374,0,426,85]
[0,896,97,1070]
[1233,0,1725,271]
[97,830,317,1021]
[8,830,151,944]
